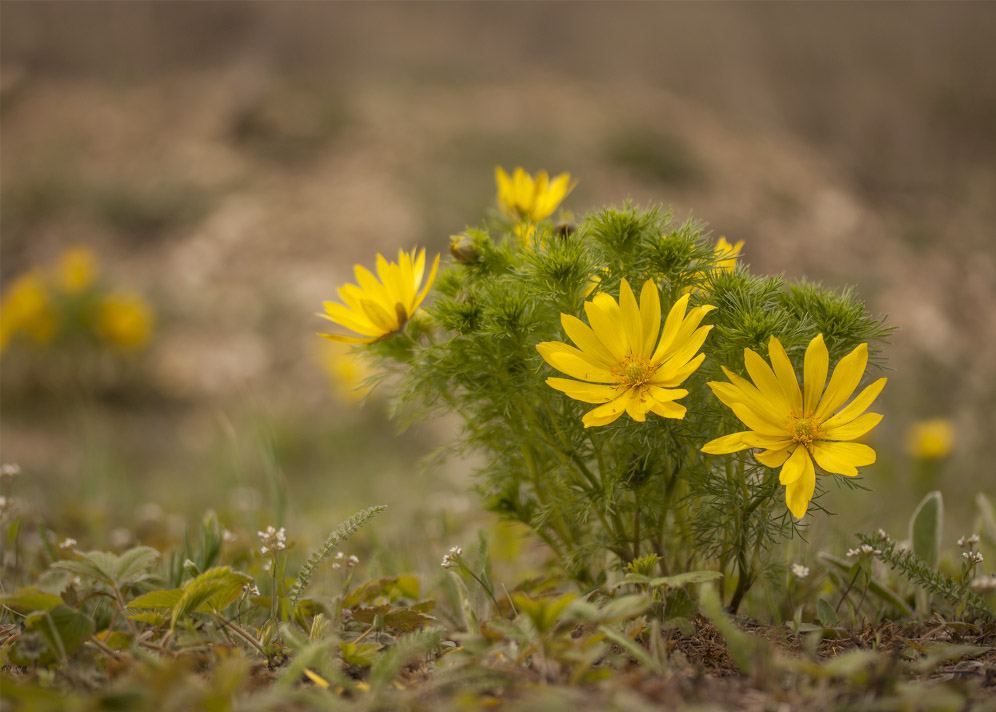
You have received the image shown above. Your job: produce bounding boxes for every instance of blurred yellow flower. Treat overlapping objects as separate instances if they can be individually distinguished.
[686,237,744,295]
[55,246,98,294]
[495,166,575,223]
[320,248,439,344]
[95,292,154,351]
[907,418,954,459]
[702,335,886,519]
[319,340,375,404]
[0,271,59,353]
[537,279,714,428]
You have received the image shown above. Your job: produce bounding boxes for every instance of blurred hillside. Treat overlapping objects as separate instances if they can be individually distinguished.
[2,3,995,541]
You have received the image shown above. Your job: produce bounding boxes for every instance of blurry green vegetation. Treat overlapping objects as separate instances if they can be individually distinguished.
[604,129,704,187]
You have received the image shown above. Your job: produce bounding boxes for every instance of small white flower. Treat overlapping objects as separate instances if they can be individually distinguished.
[243,583,260,596]
[791,563,810,579]
[449,546,463,556]
[263,560,272,572]
[846,544,880,558]
[222,529,237,544]
[260,546,269,555]
[332,562,342,570]
[876,528,890,541]
[963,552,984,564]
[0,463,21,479]
[59,537,77,550]
[957,534,981,548]
[441,545,463,569]
[347,555,359,567]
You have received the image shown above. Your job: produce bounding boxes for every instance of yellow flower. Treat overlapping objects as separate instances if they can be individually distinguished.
[495,166,575,222]
[685,237,744,295]
[701,335,886,519]
[55,246,98,294]
[95,292,154,351]
[537,279,714,428]
[0,271,58,353]
[319,340,374,404]
[320,248,439,344]
[907,418,954,459]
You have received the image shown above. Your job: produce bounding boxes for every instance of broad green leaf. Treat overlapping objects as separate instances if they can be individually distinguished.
[25,604,94,662]
[351,604,391,625]
[909,491,943,571]
[384,607,435,632]
[127,611,169,626]
[113,547,160,585]
[594,594,651,623]
[816,598,839,628]
[127,588,182,610]
[340,640,383,666]
[646,570,723,589]
[171,567,251,627]
[1,586,64,613]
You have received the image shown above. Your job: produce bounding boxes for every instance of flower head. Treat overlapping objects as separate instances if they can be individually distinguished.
[537,279,714,428]
[495,166,575,222]
[55,247,98,294]
[0,271,58,352]
[701,334,886,519]
[790,563,810,579]
[320,248,439,344]
[907,418,954,459]
[95,292,154,351]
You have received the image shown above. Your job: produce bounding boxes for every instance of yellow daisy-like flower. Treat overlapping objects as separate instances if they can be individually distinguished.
[320,248,440,344]
[701,335,887,519]
[537,279,715,428]
[685,237,744,295]
[95,291,154,351]
[495,166,575,223]
[0,271,59,353]
[55,246,98,294]
[907,418,954,460]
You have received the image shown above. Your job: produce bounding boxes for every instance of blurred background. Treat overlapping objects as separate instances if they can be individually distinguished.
[2,3,994,569]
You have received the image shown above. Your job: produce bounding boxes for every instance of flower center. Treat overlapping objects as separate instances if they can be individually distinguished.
[614,355,657,387]
[786,410,822,446]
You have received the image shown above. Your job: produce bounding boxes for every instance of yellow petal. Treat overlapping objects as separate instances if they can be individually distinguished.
[360,298,399,333]
[741,433,794,450]
[650,351,705,388]
[815,342,869,421]
[584,295,627,360]
[767,338,803,411]
[649,400,686,420]
[811,441,875,476]
[744,348,790,415]
[784,453,816,519]
[546,378,617,404]
[413,253,441,310]
[822,412,882,442]
[803,334,829,414]
[756,446,793,468]
[561,314,617,369]
[618,279,643,357]
[582,396,629,427]
[321,304,383,337]
[651,293,690,362]
[537,342,616,382]
[639,279,661,357]
[702,431,753,454]
[319,332,377,344]
[779,444,808,485]
[822,378,887,430]
[647,385,688,405]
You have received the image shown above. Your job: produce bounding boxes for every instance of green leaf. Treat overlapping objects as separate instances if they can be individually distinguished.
[384,607,435,632]
[127,588,182,610]
[597,625,661,673]
[909,491,943,571]
[593,594,651,623]
[26,604,94,662]
[816,598,839,628]
[340,640,383,666]
[645,570,723,589]
[288,505,386,606]
[1,586,64,613]
[171,567,251,628]
[113,547,161,585]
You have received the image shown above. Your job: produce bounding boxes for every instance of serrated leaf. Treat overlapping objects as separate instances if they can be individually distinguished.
[113,547,160,585]
[171,567,251,627]
[340,640,383,666]
[351,604,391,624]
[411,600,436,614]
[392,575,420,601]
[127,611,169,626]
[127,588,182,610]
[1,586,64,613]
[646,570,724,589]
[909,491,943,571]
[384,607,435,632]
[816,598,839,628]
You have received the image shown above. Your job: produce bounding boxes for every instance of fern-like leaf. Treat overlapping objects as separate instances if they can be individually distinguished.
[288,505,386,606]
[857,533,994,621]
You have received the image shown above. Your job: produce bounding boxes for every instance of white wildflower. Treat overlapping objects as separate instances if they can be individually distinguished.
[0,463,21,479]
[791,563,810,579]
[59,537,77,550]
[963,551,984,564]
